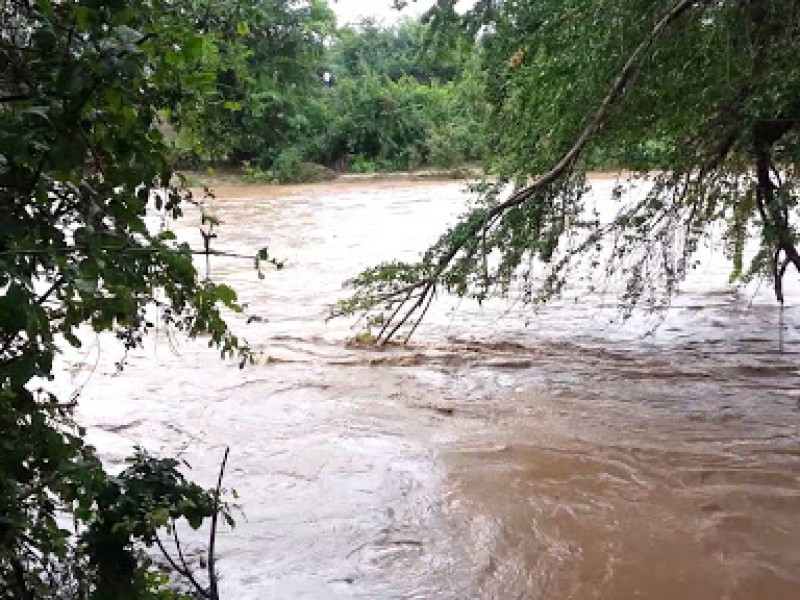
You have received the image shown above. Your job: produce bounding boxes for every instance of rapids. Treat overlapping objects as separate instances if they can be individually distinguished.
[68,178,799,599]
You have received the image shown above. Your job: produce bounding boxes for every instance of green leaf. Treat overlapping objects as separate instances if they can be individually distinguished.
[182,36,204,61]
[149,507,170,527]
[215,284,237,306]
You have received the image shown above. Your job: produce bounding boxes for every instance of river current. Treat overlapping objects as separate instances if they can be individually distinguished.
[67,178,799,599]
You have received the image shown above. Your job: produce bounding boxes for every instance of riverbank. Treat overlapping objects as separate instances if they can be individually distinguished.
[182,167,640,199]
[182,166,480,188]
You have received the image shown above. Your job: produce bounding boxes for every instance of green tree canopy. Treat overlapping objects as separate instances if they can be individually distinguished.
[341,0,800,343]
[329,17,466,83]
[1,0,250,595]
[315,16,486,172]
[174,0,336,166]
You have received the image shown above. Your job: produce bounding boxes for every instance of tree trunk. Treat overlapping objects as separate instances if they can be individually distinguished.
[753,120,800,304]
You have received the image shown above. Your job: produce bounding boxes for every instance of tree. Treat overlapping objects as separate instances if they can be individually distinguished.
[339,0,800,343]
[316,17,487,171]
[329,18,465,83]
[174,0,336,168]
[1,1,253,596]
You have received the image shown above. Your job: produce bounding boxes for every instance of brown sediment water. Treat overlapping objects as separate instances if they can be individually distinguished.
[66,178,799,598]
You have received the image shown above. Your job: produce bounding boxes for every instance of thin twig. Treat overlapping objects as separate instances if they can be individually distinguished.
[172,523,204,594]
[380,282,435,344]
[155,528,209,597]
[327,279,432,321]
[0,246,264,261]
[377,288,417,341]
[208,446,230,600]
[403,284,437,344]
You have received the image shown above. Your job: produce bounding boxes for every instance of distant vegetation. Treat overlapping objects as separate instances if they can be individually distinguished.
[174,12,488,181]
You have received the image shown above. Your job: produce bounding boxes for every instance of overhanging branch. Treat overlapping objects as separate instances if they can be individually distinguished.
[361,0,707,344]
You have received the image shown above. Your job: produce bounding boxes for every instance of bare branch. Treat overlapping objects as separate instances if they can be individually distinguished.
[0,93,30,102]
[155,527,213,598]
[172,524,204,595]
[207,446,230,600]
[380,283,436,344]
[377,287,419,341]
[403,285,437,344]
[0,246,268,262]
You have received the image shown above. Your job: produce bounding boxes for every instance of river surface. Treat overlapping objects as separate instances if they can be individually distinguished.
[67,178,799,599]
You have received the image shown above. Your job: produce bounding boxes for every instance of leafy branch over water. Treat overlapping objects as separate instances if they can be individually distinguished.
[336,0,800,344]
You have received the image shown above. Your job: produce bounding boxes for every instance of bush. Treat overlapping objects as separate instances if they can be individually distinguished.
[242,160,275,183]
[269,149,336,183]
[314,72,484,173]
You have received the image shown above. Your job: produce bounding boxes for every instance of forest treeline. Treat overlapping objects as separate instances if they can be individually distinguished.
[173,2,487,182]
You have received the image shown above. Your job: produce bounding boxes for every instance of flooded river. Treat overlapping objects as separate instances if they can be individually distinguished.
[68,178,799,598]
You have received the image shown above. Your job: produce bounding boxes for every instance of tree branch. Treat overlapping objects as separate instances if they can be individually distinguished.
[207,446,229,600]
[154,531,210,598]
[365,0,706,342]
[0,245,268,262]
[0,93,31,103]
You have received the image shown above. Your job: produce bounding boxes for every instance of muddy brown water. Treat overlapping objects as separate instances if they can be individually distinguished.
[66,179,799,599]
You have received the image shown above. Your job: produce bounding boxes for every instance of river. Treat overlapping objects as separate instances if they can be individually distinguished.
[68,178,799,599]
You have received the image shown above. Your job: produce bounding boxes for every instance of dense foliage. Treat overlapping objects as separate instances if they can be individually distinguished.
[312,19,486,173]
[181,17,487,179]
[329,18,459,82]
[1,0,247,596]
[174,0,336,168]
[342,0,800,343]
